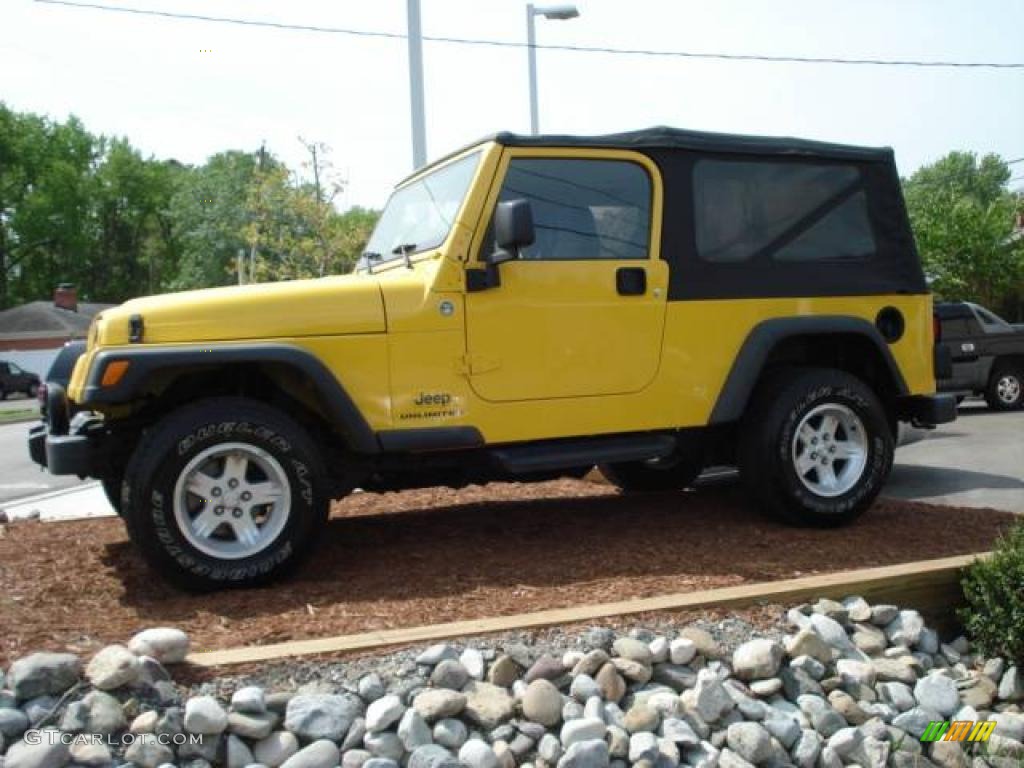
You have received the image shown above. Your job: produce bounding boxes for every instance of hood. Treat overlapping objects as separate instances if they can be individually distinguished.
[96,274,386,346]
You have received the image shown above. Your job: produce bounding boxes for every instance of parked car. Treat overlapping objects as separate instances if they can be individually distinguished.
[935,302,1024,411]
[29,127,954,589]
[0,360,40,400]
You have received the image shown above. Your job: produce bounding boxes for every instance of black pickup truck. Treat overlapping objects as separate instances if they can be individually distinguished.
[935,302,1024,410]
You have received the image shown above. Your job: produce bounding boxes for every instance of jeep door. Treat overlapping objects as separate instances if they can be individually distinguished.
[464,150,668,401]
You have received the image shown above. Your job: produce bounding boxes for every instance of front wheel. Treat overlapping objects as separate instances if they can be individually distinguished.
[985,365,1024,411]
[123,397,329,591]
[738,368,893,527]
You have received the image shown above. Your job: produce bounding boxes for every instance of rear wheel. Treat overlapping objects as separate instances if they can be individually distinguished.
[600,442,703,492]
[985,364,1023,411]
[123,397,329,591]
[738,368,893,527]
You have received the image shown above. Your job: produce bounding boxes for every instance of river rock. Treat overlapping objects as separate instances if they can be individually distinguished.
[556,739,609,768]
[732,639,784,681]
[463,683,515,729]
[725,722,772,764]
[367,695,405,732]
[129,628,190,664]
[413,690,466,722]
[185,695,229,734]
[7,653,81,700]
[4,736,70,768]
[459,739,498,768]
[85,645,140,690]
[285,693,363,742]
[914,674,960,717]
[254,731,300,768]
[523,680,562,727]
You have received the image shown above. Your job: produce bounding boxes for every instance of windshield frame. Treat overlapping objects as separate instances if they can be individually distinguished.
[359,148,484,272]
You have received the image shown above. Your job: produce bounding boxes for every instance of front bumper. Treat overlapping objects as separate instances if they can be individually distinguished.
[27,384,108,477]
[895,393,957,428]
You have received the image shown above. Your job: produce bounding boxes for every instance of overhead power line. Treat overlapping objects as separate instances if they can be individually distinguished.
[34,0,1024,70]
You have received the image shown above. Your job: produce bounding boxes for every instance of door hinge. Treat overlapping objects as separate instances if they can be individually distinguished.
[456,354,500,375]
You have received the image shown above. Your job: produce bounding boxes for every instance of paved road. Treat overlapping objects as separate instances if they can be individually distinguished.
[886,400,1024,513]
[0,399,1020,512]
[0,420,81,503]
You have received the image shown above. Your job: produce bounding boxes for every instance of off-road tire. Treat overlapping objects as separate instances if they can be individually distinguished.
[738,367,893,527]
[985,363,1024,411]
[600,442,704,492]
[122,397,328,591]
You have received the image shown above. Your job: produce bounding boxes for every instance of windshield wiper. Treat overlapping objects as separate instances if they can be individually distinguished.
[361,251,382,274]
[392,243,417,269]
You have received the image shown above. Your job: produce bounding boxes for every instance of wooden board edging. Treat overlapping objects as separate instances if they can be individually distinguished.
[187,551,989,668]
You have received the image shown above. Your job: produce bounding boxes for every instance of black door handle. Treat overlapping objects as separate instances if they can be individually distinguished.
[616,267,646,296]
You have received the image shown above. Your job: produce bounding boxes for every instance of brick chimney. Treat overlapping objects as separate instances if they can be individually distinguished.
[54,283,78,312]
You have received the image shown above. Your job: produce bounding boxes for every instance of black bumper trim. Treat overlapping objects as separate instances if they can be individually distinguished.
[896,393,957,427]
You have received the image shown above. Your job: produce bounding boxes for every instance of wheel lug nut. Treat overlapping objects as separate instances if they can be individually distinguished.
[241,491,252,502]
[212,487,222,497]
[810,452,818,460]
[215,506,224,515]
[228,479,239,489]
[232,508,243,518]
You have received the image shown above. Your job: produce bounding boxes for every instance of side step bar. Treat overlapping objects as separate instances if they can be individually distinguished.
[490,434,676,474]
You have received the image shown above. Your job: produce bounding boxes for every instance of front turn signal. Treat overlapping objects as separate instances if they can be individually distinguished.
[101,360,131,388]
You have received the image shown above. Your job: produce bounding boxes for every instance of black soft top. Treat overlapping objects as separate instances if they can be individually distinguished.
[489,126,894,163]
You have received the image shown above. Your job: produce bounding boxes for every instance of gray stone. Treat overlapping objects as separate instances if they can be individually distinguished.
[285,693,363,742]
[791,729,821,768]
[227,734,255,768]
[748,679,782,698]
[613,638,652,666]
[364,731,405,762]
[61,691,125,734]
[416,644,459,666]
[808,615,854,652]
[459,740,498,768]
[659,718,699,747]
[959,674,997,709]
[124,738,174,768]
[227,711,277,740]
[413,690,466,722]
[595,664,626,703]
[0,709,29,739]
[398,709,432,751]
[563,699,585,722]
[7,654,81,700]
[983,657,1005,683]
[693,670,735,723]
[669,639,697,666]
[851,624,888,655]
[789,656,825,680]
[128,628,190,664]
[885,611,925,648]
[651,664,696,693]
[539,732,563,763]
[185,695,229,735]
[525,655,566,683]
[279,740,341,768]
[779,667,823,700]
[623,705,659,734]
[606,726,629,759]
[872,658,917,685]
[878,682,916,712]
[870,604,898,626]
[724,723,772,764]
[342,717,368,752]
[992,713,1024,742]
[463,683,515,730]
[561,717,606,747]
[408,744,458,768]
[629,733,660,763]
[929,741,967,768]
[914,674,960,717]
[762,715,800,749]
[85,645,140,691]
[842,597,872,623]
[918,629,940,655]
[4,737,70,768]
[610,658,651,684]
[732,640,784,681]
[892,707,942,738]
[523,679,562,727]
[836,659,875,688]
[431,660,469,691]
[571,675,602,704]
[178,733,222,762]
[343,749,373,768]
[797,696,846,738]
[433,718,468,749]
[68,740,111,767]
[584,628,615,651]
[679,628,720,659]
[456,649,484,682]
[487,657,521,688]
[826,726,862,759]
[556,739,609,768]
[717,747,755,768]
[362,760,399,768]
[998,666,1023,701]
[649,637,670,664]
[813,599,849,623]
[366,695,405,733]
[682,740,719,768]
[231,685,267,714]
[357,673,386,703]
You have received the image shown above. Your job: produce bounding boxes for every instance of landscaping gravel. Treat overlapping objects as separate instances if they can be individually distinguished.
[2,599,1023,768]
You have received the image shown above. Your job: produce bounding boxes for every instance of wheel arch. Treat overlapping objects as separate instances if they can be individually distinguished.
[83,343,379,454]
[709,316,909,425]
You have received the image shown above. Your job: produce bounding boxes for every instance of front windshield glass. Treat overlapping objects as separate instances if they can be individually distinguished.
[361,151,481,267]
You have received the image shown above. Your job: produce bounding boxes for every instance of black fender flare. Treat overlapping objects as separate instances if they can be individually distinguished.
[83,343,379,454]
[708,315,909,425]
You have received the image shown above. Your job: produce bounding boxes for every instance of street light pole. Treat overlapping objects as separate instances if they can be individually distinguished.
[407,0,427,169]
[525,4,580,135]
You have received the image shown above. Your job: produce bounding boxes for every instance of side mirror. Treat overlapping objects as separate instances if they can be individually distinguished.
[491,199,535,264]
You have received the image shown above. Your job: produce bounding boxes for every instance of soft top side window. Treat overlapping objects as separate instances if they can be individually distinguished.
[693,159,876,264]
[482,157,652,261]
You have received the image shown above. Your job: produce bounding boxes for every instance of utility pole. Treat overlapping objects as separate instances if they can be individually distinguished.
[248,142,267,284]
[406,0,427,169]
[526,3,539,136]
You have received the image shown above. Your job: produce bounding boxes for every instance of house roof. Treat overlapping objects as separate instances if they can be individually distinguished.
[0,301,114,338]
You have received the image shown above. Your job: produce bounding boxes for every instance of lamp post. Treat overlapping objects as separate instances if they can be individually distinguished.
[526,4,579,135]
[407,0,427,169]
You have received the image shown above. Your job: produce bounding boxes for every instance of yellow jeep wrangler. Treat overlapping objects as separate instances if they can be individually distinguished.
[29,128,956,589]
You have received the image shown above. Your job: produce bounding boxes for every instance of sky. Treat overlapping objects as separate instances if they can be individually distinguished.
[2,0,1022,209]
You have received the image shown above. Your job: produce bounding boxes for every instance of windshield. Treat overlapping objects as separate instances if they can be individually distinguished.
[361,151,481,268]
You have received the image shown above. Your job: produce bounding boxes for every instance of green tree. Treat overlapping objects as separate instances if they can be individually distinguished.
[904,152,1024,316]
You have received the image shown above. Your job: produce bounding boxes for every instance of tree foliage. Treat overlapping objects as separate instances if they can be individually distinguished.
[904,151,1024,318]
[0,102,378,309]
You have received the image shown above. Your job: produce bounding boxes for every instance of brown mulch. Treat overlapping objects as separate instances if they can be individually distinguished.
[0,479,1013,665]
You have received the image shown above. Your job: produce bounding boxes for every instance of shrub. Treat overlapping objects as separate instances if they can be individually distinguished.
[959,522,1024,663]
